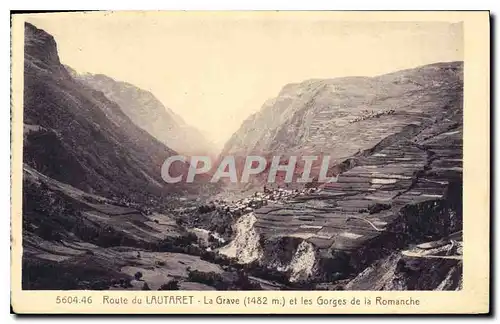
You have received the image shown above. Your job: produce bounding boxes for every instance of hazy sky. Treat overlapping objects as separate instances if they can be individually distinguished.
[26,12,463,150]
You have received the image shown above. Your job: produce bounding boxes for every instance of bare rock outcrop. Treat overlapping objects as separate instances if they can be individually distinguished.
[219,62,463,289]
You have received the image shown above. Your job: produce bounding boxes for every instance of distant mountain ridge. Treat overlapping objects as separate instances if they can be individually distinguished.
[222,61,463,163]
[70,72,216,157]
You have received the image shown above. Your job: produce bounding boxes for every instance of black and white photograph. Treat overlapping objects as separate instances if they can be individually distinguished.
[9,10,490,315]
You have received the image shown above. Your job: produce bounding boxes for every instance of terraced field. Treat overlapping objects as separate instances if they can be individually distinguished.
[225,92,463,289]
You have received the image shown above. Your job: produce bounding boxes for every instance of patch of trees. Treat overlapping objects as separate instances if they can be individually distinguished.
[368,203,392,214]
[22,257,132,290]
[158,280,180,290]
[186,268,261,290]
[187,269,224,287]
[154,232,201,254]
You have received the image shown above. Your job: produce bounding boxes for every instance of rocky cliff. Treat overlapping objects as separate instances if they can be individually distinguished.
[218,62,463,290]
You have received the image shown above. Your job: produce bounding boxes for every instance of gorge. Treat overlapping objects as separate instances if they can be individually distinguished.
[21,22,463,291]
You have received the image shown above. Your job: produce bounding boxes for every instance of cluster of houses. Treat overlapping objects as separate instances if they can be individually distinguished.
[349,109,396,124]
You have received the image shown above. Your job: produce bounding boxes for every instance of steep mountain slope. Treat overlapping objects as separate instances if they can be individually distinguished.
[22,23,232,290]
[23,22,190,203]
[218,62,463,289]
[223,62,463,163]
[71,72,216,157]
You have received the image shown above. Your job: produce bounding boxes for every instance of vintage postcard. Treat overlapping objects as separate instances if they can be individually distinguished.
[10,11,490,314]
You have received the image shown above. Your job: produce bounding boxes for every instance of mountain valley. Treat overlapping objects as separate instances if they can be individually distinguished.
[21,22,463,291]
